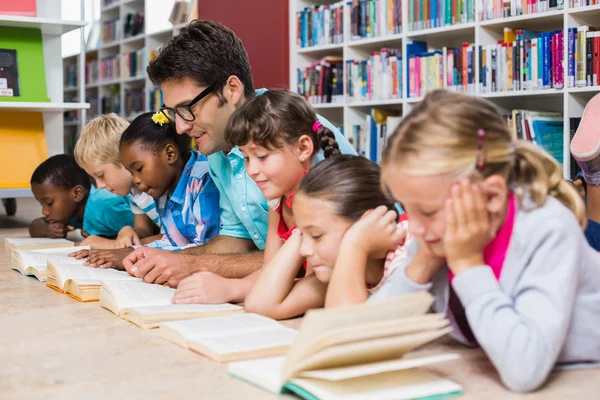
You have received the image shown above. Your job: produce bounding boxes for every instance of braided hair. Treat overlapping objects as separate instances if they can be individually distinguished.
[226,89,341,159]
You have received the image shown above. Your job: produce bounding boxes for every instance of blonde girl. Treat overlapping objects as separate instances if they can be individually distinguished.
[374,89,600,392]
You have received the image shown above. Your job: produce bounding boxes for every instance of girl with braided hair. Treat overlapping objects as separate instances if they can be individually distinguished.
[172,89,364,310]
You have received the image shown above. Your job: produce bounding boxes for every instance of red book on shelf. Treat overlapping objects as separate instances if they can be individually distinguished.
[0,0,36,17]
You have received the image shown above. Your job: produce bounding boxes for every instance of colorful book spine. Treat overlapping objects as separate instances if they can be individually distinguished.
[349,0,401,40]
[481,0,563,21]
[298,57,344,104]
[568,27,600,87]
[407,42,475,97]
[346,48,402,102]
[296,1,345,48]
[409,0,473,31]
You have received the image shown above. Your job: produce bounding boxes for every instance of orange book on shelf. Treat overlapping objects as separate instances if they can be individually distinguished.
[0,112,47,189]
[0,0,36,17]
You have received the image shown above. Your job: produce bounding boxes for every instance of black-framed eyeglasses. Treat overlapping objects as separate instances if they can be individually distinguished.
[160,82,219,123]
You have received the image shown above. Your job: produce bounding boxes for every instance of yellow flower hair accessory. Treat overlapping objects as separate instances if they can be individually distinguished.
[152,111,169,126]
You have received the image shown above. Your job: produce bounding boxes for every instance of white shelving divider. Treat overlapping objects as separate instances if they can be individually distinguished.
[0,0,89,200]
[289,0,600,179]
[63,0,191,131]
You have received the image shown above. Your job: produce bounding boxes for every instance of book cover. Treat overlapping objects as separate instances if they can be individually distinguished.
[0,49,19,97]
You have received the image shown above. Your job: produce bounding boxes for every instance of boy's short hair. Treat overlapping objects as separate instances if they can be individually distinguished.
[31,154,91,190]
[146,20,255,104]
[74,113,130,167]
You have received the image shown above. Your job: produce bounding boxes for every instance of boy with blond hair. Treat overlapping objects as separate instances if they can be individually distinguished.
[73,114,161,255]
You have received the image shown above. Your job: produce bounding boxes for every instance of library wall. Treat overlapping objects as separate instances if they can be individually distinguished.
[199,0,289,89]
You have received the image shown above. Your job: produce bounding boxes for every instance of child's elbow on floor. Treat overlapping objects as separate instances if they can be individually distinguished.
[500,366,550,393]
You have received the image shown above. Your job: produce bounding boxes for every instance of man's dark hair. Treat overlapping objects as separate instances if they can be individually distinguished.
[147,20,255,104]
[30,154,91,191]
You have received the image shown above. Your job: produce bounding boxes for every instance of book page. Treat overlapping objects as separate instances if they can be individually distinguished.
[228,356,286,394]
[129,303,243,316]
[5,238,73,249]
[102,281,174,312]
[190,327,297,355]
[287,369,462,400]
[57,263,139,282]
[161,313,284,340]
[283,291,434,377]
[298,353,460,381]
[290,328,452,379]
[306,314,449,359]
[19,246,89,267]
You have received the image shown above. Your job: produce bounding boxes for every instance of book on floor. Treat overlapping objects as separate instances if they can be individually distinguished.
[228,291,462,400]
[4,237,74,250]
[46,262,140,302]
[10,246,89,281]
[100,280,244,328]
[159,313,298,362]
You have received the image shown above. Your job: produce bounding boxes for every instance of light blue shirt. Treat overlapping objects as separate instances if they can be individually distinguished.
[82,186,134,237]
[207,89,357,250]
[145,151,221,251]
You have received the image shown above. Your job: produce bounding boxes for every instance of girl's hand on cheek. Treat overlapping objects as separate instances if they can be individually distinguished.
[405,227,446,284]
[444,179,493,275]
[344,206,406,258]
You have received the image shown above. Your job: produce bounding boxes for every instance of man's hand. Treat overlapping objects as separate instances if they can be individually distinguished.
[123,247,198,287]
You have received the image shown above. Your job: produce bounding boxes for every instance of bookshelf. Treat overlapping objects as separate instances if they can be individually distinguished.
[289,0,600,179]
[0,1,89,204]
[63,0,195,146]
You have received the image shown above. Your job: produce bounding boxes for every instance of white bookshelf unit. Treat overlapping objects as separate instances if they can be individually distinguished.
[289,0,600,179]
[63,0,189,142]
[0,1,89,203]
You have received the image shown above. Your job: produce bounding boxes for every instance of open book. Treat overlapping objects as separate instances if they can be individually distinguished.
[11,246,89,281]
[46,262,140,302]
[159,313,298,362]
[228,291,462,400]
[4,237,74,251]
[100,280,244,329]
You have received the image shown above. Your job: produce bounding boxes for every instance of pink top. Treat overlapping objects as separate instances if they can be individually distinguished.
[449,192,517,282]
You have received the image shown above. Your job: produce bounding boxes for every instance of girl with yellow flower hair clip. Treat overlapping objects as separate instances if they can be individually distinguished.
[115,111,221,254]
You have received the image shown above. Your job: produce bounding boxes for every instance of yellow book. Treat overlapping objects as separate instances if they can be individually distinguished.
[100,280,244,329]
[503,28,516,43]
[159,314,297,362]
[228,292,463,400]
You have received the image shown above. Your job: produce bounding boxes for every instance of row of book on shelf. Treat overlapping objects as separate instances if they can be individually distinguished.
[77,50,150,85]
[480,0,563,21]
[5,237,464,400]
[295,0,597,50]
[297,24,600,105]
[100,12,145,44]
[349,106,573,176]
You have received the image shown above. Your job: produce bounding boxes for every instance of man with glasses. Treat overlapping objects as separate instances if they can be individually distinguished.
[123,20,356,291]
